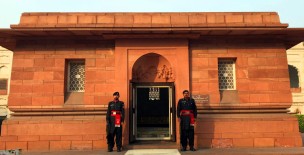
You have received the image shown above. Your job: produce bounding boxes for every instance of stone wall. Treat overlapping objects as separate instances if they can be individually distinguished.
[190,39,301,148]
[9,40,115,107]
[1,116,105,150]
[190,40,291,108]
[196,114,301,148]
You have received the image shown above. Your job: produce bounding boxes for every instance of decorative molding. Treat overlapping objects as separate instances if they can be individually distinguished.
[197,109,288,114]
[7,106,289,116]
[10,107,107,116]
[197,106,289,114]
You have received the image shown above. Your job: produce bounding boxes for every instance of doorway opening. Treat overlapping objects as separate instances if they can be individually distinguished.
[130,83,175,142]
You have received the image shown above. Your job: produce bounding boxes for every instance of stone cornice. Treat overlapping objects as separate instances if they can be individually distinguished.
[9,107,107,116]
[8,105,289,116]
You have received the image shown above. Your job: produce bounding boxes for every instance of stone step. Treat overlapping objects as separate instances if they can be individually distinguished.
[125,149,181,155]
[126,141,179,149]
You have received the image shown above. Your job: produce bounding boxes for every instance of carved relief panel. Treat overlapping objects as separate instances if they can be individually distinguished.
[132,53,175,82]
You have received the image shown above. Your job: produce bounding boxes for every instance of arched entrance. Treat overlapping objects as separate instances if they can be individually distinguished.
[129,53,176,142]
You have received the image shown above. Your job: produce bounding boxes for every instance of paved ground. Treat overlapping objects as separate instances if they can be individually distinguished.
[22,147,304,155]
[18,133,304,155]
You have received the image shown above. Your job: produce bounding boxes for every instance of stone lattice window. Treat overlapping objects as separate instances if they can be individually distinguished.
[218,59,236,90]
[68,60,85,92]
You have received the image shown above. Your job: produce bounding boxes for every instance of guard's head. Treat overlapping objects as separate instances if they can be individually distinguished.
[113,92,120,100]
[183,90,190,98]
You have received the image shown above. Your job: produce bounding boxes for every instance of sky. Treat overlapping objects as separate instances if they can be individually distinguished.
[0,0,303,28]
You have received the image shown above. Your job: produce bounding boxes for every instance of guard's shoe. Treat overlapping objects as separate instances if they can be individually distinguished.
[108,148,113,152]
[180,147,187,151]
[190,147,196,151]
[117,147,122,152]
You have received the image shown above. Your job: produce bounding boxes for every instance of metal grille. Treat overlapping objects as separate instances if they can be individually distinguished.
[218,59,235,90]
[149,87,160,100]
[68,61,85,92]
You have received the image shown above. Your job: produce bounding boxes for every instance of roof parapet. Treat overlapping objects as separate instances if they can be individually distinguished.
[11,12,288,29]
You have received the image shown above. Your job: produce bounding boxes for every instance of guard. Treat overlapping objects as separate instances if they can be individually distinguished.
[106,92,125,152]
[177,90,197,151]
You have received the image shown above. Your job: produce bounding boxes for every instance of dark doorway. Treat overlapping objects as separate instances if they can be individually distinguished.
[137,87,169,139]
[129,83,175,141]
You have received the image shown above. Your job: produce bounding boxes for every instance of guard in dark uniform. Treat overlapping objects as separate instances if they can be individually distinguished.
[106,92,125,152]
[177,90,197,151]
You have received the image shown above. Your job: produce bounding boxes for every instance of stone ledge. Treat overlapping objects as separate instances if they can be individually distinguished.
[9,107,107,116]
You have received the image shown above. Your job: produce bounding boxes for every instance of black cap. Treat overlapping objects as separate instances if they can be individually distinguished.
[113,92,120,96]
[183,90,189,94]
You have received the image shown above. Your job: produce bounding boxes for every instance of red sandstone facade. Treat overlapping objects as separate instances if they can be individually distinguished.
[0,12,304,151]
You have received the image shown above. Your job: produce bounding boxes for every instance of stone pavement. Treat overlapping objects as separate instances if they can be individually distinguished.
[19,133,304,155]
[21,147,304,155]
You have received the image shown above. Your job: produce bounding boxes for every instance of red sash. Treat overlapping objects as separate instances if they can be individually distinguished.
[111,110,121,127]
[180,110,195,126]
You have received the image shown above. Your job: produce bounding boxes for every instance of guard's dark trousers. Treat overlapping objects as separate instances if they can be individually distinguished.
[107,127,122,150]
[181,128,194,148]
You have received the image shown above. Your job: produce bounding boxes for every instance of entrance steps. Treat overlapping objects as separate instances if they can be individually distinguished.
[137,127,169,138]
[125,149,180,155]
[127,141,179,149]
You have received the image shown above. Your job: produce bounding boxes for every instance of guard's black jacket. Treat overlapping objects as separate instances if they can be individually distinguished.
[106,100,125,134]
[177,98,197,130]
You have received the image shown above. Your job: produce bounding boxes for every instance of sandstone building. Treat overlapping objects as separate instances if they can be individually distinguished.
[0,12,303,151]
[287,42,304,114]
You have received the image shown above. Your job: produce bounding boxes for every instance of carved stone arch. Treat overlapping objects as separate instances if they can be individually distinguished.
[131,53,175,82]
[288,64,300,88]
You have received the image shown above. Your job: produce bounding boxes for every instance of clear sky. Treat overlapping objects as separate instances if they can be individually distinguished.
[0,0,303,28]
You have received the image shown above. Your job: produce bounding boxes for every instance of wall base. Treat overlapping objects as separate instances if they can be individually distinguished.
[196,113,302,148]
[0,116,107,151]
[0,113,302,151]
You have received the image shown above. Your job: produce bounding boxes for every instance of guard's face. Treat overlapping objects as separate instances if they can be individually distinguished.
[183,92,190,98]
[113,95,120,100]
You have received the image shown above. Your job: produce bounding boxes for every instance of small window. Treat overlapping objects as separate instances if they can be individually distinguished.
[0,79,7,90]
[288,65,300,88]
[218,59,236,90]
[67,60,85,92]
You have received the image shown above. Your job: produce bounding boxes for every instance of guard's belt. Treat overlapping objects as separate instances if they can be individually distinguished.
[111,111,121,115]
[180,110,195,126]
[111,110,121,127]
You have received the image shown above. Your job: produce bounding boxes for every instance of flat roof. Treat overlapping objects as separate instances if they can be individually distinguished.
[0,12,304,50]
